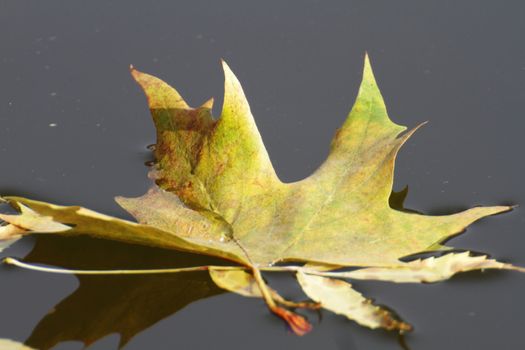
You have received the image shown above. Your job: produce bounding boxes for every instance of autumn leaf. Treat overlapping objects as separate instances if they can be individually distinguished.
[114,57,512,269]
[1,54,522,337]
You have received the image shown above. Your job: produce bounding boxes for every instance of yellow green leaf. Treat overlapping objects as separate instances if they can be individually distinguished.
[0,54,520,337]
[2,55,510,268]
[117,54,510,268]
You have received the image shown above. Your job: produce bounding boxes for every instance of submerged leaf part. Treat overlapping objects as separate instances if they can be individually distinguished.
[297,272,411,332]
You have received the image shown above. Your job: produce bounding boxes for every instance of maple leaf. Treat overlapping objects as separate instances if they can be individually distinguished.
[1,54,523,337]
[116,57,512,269]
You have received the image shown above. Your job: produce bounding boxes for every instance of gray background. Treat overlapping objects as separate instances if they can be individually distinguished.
[1,0,525,349]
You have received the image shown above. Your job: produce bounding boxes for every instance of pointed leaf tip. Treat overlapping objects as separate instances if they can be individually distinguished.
[220,59,232,78]
[130,67,189,110]
[219,59,254,125]
[200,97,214,109]
[362,53,378,87]
[129,65,141,80]
[364,52,371,66]
[221,60,242,92]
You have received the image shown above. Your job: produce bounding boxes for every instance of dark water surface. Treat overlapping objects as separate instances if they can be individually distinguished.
[1,1,525,349]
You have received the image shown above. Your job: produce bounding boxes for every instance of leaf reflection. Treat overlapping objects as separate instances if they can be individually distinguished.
[22,235,227,349]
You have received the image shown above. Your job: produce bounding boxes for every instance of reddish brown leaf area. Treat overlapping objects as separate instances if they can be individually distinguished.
[272,307,312,336]
[377,309,413,333]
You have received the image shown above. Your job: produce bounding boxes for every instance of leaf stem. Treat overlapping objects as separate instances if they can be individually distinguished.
[251,266,277,308]
[1,257,236,275]
[1,256,309,275]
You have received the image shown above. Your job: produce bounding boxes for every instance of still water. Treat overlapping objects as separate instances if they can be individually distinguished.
[1,1,525,349]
